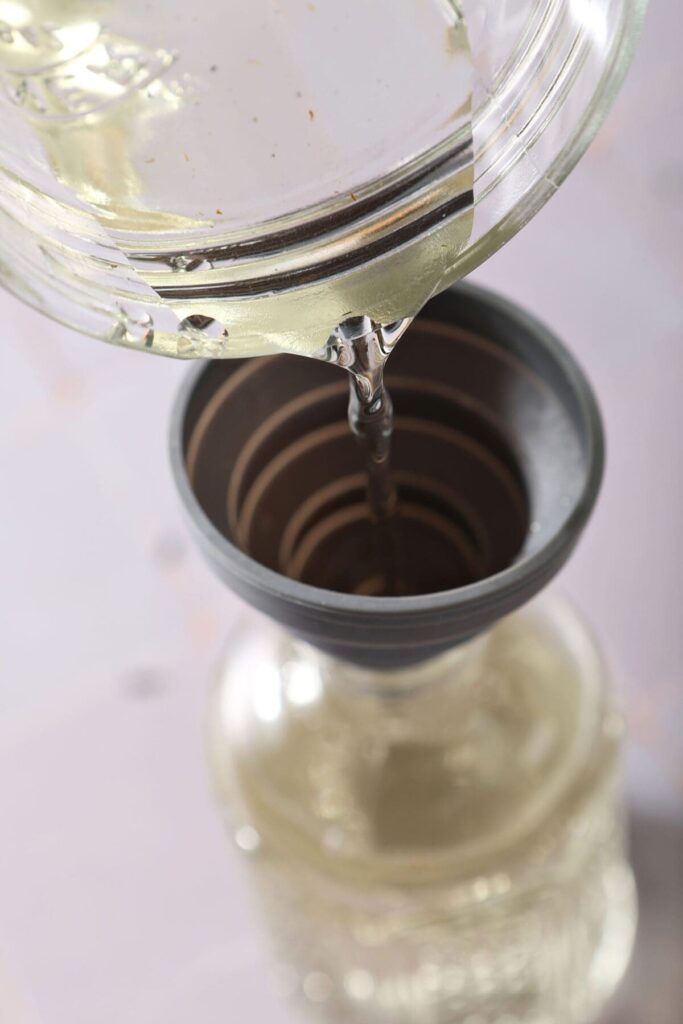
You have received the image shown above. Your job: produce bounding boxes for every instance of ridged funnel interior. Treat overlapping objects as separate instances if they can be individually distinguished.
[184,321,529,598]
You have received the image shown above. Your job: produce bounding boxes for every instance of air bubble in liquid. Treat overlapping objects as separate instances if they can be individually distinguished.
[177,314,229,356]
[170,254,213,273]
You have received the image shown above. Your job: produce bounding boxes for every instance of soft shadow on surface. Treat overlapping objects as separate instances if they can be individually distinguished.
[601,810,683,1024]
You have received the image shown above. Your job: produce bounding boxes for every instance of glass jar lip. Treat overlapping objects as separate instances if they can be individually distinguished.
[125,0,647,292]
[457,0,649,277]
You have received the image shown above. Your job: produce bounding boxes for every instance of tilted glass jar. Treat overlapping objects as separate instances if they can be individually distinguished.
[0,0,645,358]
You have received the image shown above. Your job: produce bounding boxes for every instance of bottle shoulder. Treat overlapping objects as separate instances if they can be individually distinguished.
[208,599,621,885]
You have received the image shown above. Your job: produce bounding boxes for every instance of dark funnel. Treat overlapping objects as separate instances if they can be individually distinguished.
[170,282,603,669]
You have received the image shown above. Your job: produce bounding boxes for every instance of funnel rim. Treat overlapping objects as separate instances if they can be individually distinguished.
[169,281,604,624]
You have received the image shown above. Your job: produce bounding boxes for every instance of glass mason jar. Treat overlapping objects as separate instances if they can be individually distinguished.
[0,0,645,358]
[207,599,636,1024]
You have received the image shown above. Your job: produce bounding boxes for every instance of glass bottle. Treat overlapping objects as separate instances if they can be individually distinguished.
[207,597,636,1024]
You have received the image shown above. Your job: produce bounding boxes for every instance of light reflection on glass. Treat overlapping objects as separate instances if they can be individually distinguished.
[284,659,322,707]
[570,0,608,47]
[252,662,283,724]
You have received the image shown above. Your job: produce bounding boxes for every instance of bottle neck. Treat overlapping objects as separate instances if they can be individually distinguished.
[316,632,491,698]
[282,631,493,745]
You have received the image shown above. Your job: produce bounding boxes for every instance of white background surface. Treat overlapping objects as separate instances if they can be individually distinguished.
[0,2,681,1021]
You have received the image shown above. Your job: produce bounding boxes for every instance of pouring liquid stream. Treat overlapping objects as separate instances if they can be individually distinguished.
[317,317,412,595]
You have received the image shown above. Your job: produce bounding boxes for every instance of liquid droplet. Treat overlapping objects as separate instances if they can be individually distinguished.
[113,306,155,347]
